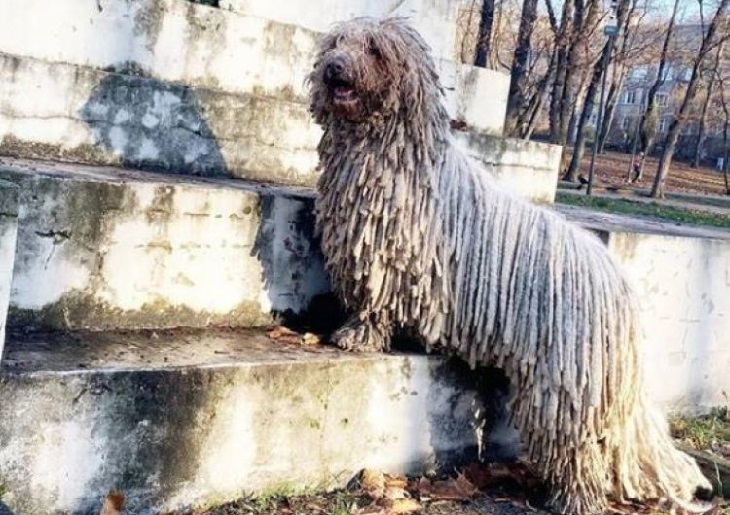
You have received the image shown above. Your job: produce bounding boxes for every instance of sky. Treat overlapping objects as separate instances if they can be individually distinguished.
[539,0,705,20]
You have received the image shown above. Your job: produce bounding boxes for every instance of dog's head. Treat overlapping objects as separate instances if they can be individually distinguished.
[308,17,442,126]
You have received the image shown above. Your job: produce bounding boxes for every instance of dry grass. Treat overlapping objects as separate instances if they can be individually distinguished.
[568,150,729,196]
[671,406,730,462]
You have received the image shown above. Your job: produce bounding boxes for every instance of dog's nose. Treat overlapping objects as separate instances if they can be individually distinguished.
[325,60,345,79]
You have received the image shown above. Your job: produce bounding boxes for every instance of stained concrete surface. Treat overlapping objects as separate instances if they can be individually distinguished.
[0,179,18,356]
[0,156,328,331]
[0,328,502,515]
[556,203,730,239]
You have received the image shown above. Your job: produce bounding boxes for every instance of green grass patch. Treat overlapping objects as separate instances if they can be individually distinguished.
[555,192,730,229]
[670,406,730,454]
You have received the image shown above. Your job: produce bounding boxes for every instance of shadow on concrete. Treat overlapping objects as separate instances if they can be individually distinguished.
[250,192,339,333]
[82,369,221,514]
[426,357,520,467]
[79,69,228,177]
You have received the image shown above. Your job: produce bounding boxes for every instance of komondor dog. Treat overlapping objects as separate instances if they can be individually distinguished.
[308,17,711,515]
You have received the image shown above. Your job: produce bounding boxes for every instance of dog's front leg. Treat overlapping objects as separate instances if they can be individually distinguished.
[330,311,392,353]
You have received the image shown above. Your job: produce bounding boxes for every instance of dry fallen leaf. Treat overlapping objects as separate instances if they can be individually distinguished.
[384,476,408,489]
[387,497,421,514]
[99,490,125,515]
[267,326,303,345]
[302,332,321,345]
[383,486,409,500]
[415,472,477,502]
[360,468,386,499]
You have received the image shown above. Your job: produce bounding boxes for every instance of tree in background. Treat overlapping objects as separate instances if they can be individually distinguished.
[547,0,604,154]
[503,0,540,136]
[691,41,724,167]
[632,0,682,181]
[564,0,634,182]
[597,0,647,152]
[651,0,730,198]
[474,0,496,67]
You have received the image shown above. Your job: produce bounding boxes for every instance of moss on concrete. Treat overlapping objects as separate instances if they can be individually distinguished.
[0,180,19,216]
[0,135,118,167]
[8,292,272,331]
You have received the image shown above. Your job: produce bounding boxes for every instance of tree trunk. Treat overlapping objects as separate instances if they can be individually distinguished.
[635,0,681,180]
[691,44,722,168]
[474,0,496,68]
[548,0,574,145]
[651,0,730,198]
[563,0,631,182]
[724,135,730,196]
[598,0,638,153]
[564,37,614,182]
[503,0,539,136]
[693,105,709,169]
[598,66,629,152]
[516,61,555,138]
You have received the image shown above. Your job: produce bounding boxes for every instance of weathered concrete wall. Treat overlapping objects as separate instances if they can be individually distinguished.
[454,131,563,204]
[0,0,507,137]
[0,53,553,199]
[0,0,459,94]
[0,0,319,103]
[0,53,321,184]
[0,333,488,515]
[218,0,461,62]
[605,231,730,413]
[0,158,328,331]
[0,179,19,357]
[451,66,509,136]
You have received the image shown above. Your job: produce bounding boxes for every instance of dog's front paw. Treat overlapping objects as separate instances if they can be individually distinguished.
[330,319,390,353]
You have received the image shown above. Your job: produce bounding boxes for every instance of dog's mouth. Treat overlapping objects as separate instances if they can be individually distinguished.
[328,80,358,106]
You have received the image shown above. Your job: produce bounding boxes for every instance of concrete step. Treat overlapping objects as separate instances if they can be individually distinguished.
[0,179,19,355]
[0,52,322,185]
[0,0,320,103]
[0,53,547,203]
[0,0,510,138]
[454,131,562,204]
[0,154,558,333]
[0,51,518,189]
[0,327,503,515]
[0,156,329,332]
[0,0,521,188]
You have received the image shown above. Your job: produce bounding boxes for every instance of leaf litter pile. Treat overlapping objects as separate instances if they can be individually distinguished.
[165,462,728,515]
[175,462,550,515]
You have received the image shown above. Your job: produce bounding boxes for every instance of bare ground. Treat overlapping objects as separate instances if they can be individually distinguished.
[567,150,729,197]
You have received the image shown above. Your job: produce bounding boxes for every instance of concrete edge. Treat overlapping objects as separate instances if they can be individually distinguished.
[0,179,19,358]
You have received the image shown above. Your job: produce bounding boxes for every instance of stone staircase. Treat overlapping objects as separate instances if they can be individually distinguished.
[0,1,728,514]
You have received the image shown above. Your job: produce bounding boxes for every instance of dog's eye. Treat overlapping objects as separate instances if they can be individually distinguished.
[367,45,381,58]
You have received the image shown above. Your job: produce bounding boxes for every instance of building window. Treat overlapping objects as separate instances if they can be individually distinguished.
[622,117,631,130]
[624,90,637,104]
[630,66,648,79]
[656,93,668,106]
[659,117,671,132]
[659,66,674,81]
